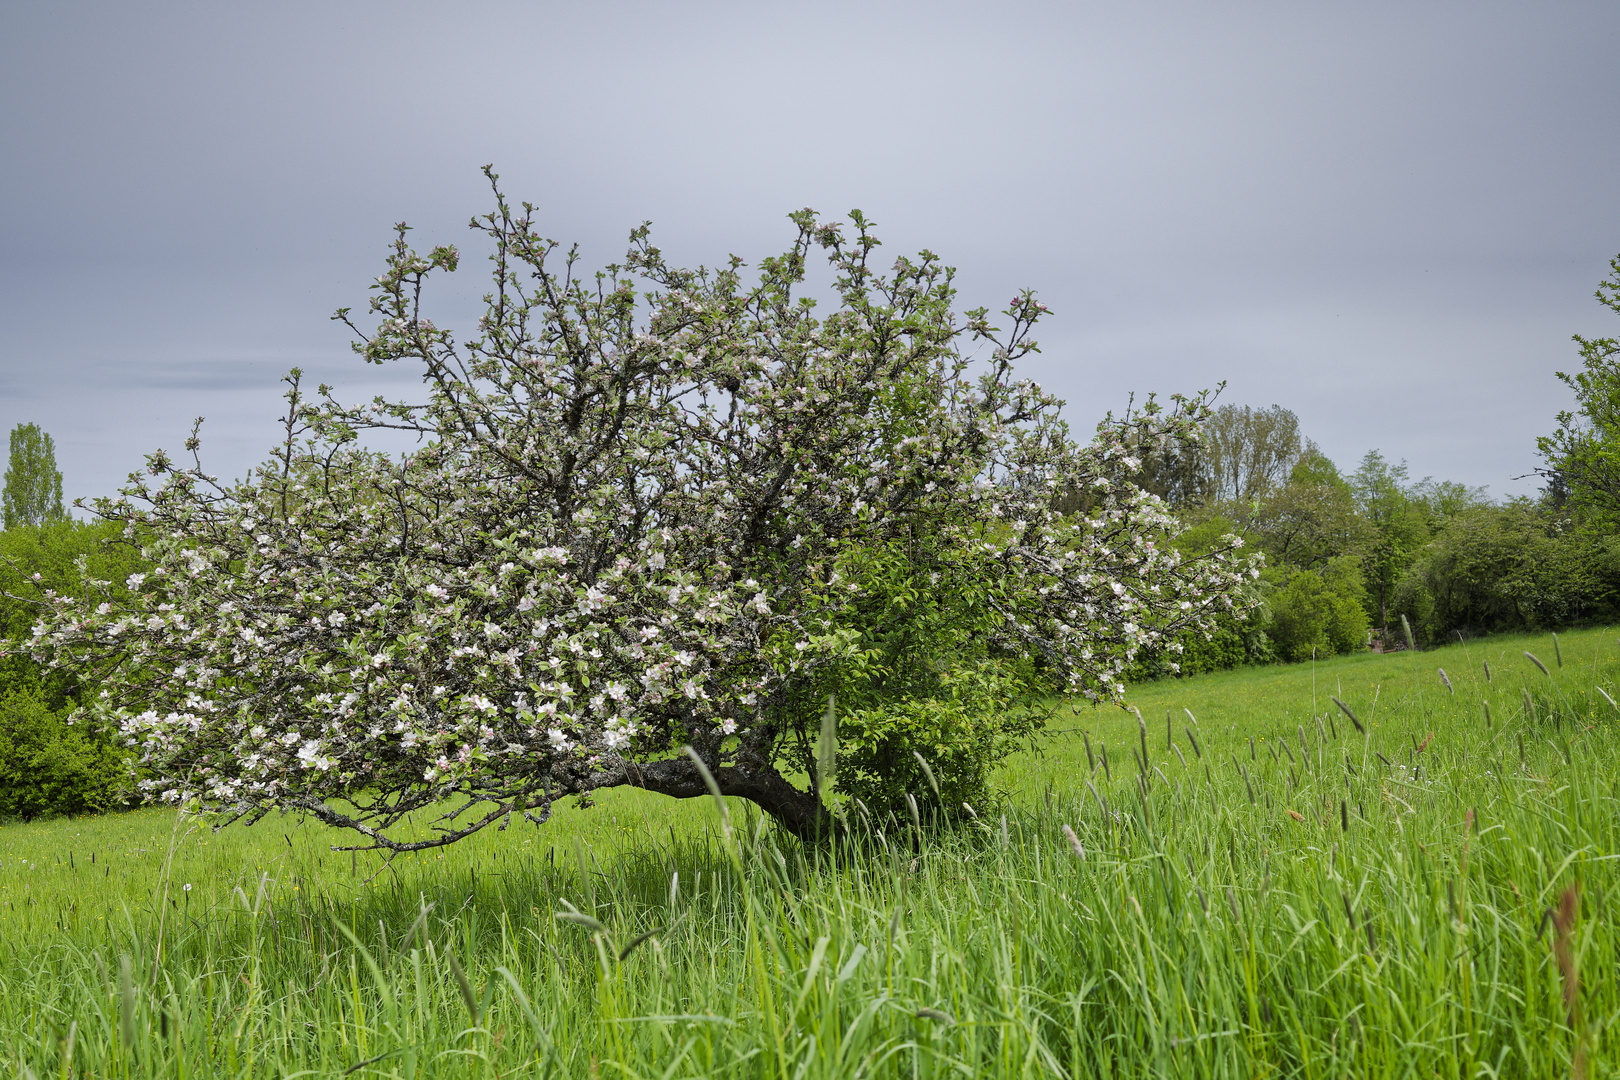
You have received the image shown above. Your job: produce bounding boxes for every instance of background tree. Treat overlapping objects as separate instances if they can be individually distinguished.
[1200,403,1304,506]
[1350,451,1431,640]
[1538,253,1620,524]
[3,423,66,530]
[1265,556,1369,662]
[1246,447,1370,571]
[28,176,1255,849]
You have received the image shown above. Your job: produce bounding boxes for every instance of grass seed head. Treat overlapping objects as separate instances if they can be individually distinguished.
[617,926,664,961]
[444,946,480,1023]
[1524,651,1550,677]
[556,911,608,934]
[912,751,941,798]
[817,695,838,799]
[118,953,136,1052]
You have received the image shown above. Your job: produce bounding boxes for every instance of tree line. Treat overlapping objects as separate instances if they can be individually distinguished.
[1112,251,1620,671]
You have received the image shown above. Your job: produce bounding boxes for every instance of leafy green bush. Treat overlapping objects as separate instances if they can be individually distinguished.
[0,518,149,671]
[0,519,146,817]
[1125,604,1274,681]
[1393,502,1620,645]
[0,689,129,821]
[833,663,1040,818]
[772,537,1055,819]
[1266,558,1369,662]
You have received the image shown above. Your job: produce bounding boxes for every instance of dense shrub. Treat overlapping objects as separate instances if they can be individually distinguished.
[1122,514,1274,681]
[0,689,129,820]
[833,664,1040,817]
[765,536,1053,818]
[1266,558,1369,662]
[1393,502,1620,646]
[0,519,146,816]
[1126,604,1274,681]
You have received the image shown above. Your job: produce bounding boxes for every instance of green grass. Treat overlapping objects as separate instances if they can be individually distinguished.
[0,627,1616,1077]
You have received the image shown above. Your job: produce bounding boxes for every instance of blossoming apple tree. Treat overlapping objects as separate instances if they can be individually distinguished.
[28,169,1256,847]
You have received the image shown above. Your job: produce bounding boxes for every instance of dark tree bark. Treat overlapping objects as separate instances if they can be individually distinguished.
[583,755,836,843]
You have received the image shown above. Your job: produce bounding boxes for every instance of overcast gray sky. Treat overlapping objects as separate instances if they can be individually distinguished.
[3,0,1617,506]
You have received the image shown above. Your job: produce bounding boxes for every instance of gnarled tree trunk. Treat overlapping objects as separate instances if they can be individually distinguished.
[582,754,836,843]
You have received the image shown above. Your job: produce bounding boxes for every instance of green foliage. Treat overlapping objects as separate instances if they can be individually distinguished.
[0,519,147,701]
[1393,501,1620,645]
[0,689,129,821]
[834,665,1040,816]
[1247,448,1371,571]
[776,536,1051,816]
[1122,515,1274,678]
[0,519,146,816]
[1350,451,1435,634]
[1265,557,1369,662]
[1539,253,1620,523]
[2,424,65,531]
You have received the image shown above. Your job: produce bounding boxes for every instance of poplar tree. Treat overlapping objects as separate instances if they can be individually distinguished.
[3,423,66,530]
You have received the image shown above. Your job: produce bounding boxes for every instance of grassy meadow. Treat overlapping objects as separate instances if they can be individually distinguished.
[0,627,1616,1077]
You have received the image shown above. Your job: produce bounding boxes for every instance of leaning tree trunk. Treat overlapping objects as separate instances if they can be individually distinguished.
[582,754,837,843]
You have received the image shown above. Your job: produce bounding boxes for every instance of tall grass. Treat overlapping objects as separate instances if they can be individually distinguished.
[0,627,1615,1077]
